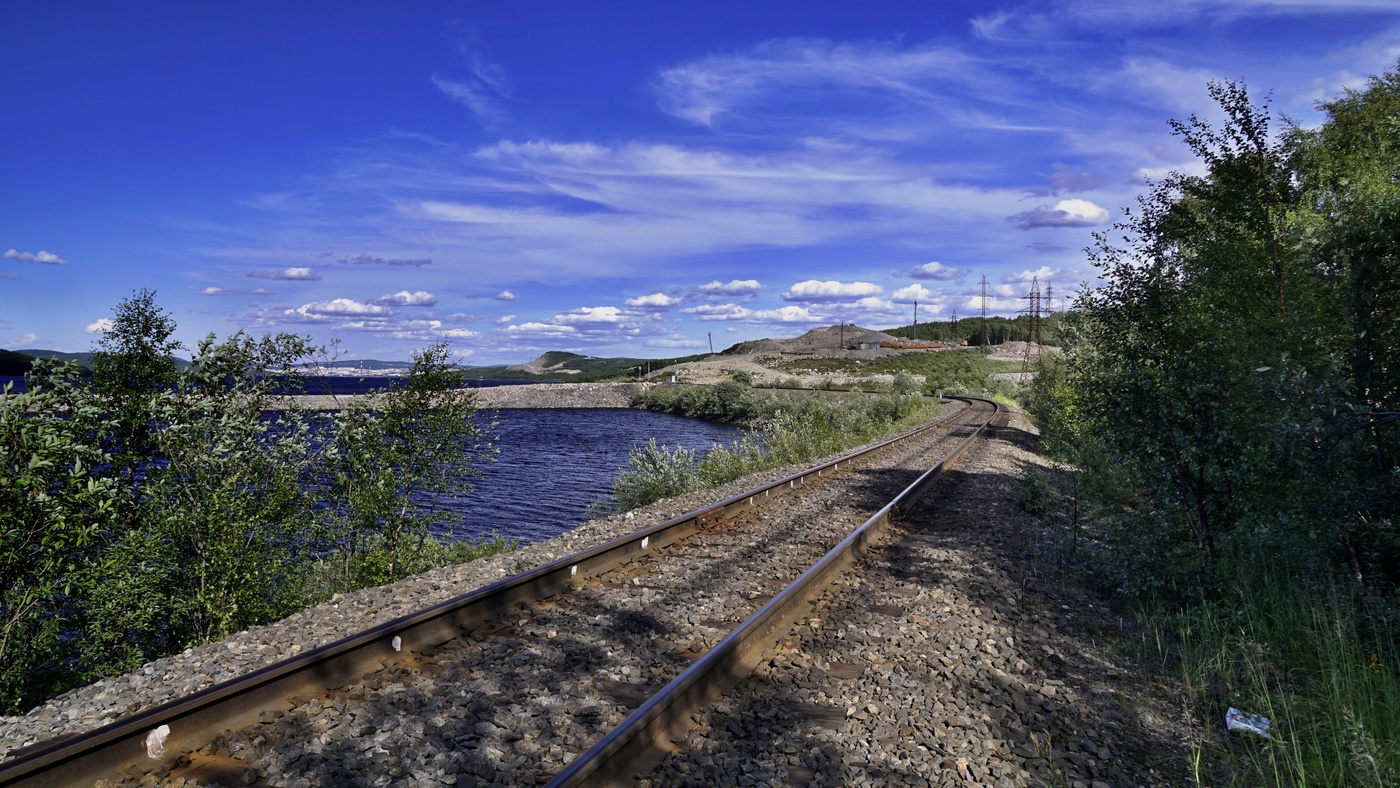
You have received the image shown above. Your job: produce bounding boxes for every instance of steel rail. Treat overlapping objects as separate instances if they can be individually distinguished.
[549,397,1002,786]
[0,397,975,787]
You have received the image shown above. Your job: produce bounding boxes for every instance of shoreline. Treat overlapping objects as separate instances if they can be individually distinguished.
[272,380,653,410]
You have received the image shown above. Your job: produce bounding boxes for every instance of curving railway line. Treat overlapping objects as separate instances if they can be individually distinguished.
[1,397,998,787]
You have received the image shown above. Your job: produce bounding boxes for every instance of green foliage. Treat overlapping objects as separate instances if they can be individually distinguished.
[611,439,701,512]
[613,383,941,511]
[317,341,495,591]
[0,296,505,713]
[0,364,120,712]
[1017,66,1400,786]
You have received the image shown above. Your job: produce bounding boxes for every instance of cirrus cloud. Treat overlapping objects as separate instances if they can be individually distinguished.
[247,266,321,281]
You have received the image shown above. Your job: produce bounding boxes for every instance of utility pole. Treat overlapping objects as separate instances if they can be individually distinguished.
[912,300,918,341]
[839,320,845,350]
[978,275,990,346]
[707,331,713,354]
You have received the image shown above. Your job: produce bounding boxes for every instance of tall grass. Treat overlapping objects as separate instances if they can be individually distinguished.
[1157,577,1400,786]
[611,386,941,511]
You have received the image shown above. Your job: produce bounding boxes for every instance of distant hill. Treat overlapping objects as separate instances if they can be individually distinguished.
[0,349,36,375]
[472,351,710,382]
[14,349,192,371]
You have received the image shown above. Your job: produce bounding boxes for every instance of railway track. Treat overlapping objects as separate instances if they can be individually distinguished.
[0,397,997,787]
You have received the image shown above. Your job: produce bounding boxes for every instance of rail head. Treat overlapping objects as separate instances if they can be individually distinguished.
[547,397,1000,787]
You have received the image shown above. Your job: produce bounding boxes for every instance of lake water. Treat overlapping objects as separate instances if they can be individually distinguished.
[2,371,741,545]
[439,408,747,544]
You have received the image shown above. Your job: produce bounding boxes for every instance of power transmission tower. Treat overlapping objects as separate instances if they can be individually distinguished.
[949,308,958,344]
[1020,276,1044,374]
[978,275,989,346]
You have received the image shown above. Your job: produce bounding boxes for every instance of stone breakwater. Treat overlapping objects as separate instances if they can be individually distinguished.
[276,381,652,411]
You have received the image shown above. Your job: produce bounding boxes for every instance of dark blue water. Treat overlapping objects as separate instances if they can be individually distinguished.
[1,370,744,545]
[439,409,747,544]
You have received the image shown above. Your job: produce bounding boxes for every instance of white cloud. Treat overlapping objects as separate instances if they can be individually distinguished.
[909,261,962,281]
[682,303,754,321]
[752,305,821,323]
[1009,199,1110,229]
[624,292,679,308]
[372,290,438,307]
[285,298,394,321]
[4,249,68,265]
[783,280,883,302]
[202,286,270,296]
[433,51,512,124]
[85,318,114,334]
[330,253,433,267]
[1002,266,1057,284]
[696,279,762,296]
[247,266,320,281]
[891,284,933,303]
[495,290,518,301]
[6,331,37,345]
[443,328,480,339]
[505,322,580,338]
[554,306,625,324]
[646,336,706,348]
[495,314,517,324]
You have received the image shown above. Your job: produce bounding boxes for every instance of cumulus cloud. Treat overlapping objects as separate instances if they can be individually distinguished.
[624,292,679,309]
[372,290,438,307]
[494,290,518,301]
[782,280,883,302]
[443,328,480,339]
[201,286,270,296]
[909,262,961,281]
[285,298,394,320]
[330,253,433,267]
[1009,199,1110,229]
[4,249,68,265]
[85,318,114,334]
[753,306,821,323]
[247,267,321,281]
[495,314,516,325]
[696,279,762,297]
[681,303,753,321]
[554,306,625,324]
[891,284,933,303]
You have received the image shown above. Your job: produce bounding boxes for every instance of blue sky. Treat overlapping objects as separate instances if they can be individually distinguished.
[4,1,1399,364]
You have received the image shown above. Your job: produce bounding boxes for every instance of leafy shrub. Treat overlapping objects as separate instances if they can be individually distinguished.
[611,439,700,511]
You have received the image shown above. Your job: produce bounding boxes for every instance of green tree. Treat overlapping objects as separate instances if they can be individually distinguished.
[0,364,119,713]
[320,341,494,589]
[91,288,182,489]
